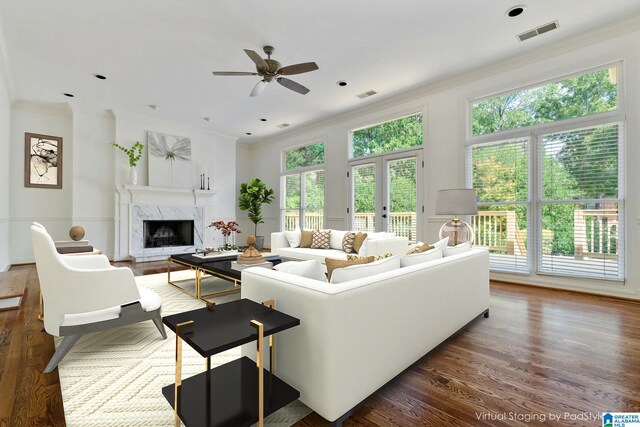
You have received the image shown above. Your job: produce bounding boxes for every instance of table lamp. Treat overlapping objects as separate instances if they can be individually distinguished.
[436,189,478,246]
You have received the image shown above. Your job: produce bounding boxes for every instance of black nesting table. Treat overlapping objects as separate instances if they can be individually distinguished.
[167,253,283,301]
[162,298,300,427]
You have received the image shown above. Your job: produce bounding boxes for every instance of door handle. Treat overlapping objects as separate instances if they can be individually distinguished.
[382,214,387,219]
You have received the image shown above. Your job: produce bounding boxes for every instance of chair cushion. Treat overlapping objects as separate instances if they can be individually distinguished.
[61,286,161,327]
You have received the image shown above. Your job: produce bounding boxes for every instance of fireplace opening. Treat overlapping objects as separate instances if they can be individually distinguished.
[144,220,194,248]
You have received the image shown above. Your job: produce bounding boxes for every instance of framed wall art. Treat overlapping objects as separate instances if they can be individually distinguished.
[24,132,63,189]
[147,131,192,188]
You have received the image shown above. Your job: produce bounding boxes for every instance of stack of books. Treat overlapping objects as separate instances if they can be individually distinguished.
[55,240,95,254]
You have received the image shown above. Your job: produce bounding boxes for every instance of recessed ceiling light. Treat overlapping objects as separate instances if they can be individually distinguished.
[203,117,211,122]
[260,118,267,122]
[93,74,107,80]
[148,104,159,110]
[246,132,252,136]
[63,93,74,97]
[506,5,526,17]
[337,80,348,87]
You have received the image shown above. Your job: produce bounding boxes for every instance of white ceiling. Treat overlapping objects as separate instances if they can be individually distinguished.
[1,0,639,142]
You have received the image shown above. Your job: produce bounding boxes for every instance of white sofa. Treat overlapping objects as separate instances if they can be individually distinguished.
[241,248,490,425]
[271,230,409,261]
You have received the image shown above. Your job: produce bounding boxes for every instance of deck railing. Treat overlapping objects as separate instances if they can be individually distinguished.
[472,211,526,255]
[574,209,618,259]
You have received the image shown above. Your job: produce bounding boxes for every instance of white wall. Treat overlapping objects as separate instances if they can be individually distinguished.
[10,102,74,263]
[0,60,10,271]
[239,23,640,299]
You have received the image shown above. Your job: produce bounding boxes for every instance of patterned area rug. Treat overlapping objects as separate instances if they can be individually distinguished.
[57,270,311,426]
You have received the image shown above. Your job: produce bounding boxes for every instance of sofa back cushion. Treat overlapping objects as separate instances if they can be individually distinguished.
[273,259,327,282]
[325,256,374,281]
[300,230,314,248]
[443,242,471,256]
[330,255,401,284]
[400,248,443,267]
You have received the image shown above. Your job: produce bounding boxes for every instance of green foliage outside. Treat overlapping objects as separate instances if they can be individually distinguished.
[352,113,423,158]
[285,142,324,170]
[471,68,619,257]
[238,178,275,236]
[112,141,144,167]
[472,68,617,135]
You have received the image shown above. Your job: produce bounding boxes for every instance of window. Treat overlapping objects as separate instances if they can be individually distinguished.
[467,138,529,273]
[284,142,324,170]
[351,113,423,158]
[472,66,617,136]
[467,64,624,280]
[281,142,325,231]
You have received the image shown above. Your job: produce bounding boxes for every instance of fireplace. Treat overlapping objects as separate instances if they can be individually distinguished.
[144,220,194,248]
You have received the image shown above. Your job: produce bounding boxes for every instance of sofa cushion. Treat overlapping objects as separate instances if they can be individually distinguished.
[401,248,443,267]
[300,230,313,248]
[342,232,356,253]
[284,229,302,248]
[353,232,368,253]
[274,259,327,282]
[311,230,331,249]
[433,236,450,250]
[330,230,348,250]
[443,242,471,256]
[406,242,435,255]
[330,255,401,284]
[325,256,374,281]
[277,247,348,261]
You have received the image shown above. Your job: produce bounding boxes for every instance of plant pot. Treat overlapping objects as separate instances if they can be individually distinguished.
[254,235,265,251]
[128,167,138,185]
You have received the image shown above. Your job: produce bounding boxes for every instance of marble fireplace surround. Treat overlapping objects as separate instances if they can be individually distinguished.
[116,186,214,262]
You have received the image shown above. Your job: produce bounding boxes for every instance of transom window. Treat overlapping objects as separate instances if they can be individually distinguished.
[351,113,423,159]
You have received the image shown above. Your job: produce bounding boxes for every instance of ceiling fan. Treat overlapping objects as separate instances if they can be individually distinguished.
[212,45,319,97]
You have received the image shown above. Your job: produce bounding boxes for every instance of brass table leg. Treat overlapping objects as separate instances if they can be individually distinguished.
[174,320,195,427]
[262,299,276,374]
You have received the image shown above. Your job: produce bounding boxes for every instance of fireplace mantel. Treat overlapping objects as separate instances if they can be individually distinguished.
[117,185,215,206]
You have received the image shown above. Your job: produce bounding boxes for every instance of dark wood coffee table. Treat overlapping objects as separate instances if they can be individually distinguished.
[167,253,283,301]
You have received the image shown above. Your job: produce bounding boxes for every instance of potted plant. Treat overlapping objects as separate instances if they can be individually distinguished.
[238,178,275,250]
[112,141,144,185]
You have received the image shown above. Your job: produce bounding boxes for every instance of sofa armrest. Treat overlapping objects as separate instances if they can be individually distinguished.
[271,232,290,250]
[365,236,409,256]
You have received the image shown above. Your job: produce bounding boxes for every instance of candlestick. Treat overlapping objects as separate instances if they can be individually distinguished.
[207,177,210,191]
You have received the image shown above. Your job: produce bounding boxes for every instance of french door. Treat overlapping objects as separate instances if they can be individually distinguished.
[349,150,422,243]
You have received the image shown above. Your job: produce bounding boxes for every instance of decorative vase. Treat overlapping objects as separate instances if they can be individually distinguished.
[254,236,265,251]
[128,167,138,185]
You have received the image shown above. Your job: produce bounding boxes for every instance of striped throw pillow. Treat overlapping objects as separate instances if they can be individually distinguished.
[342,232,356,253]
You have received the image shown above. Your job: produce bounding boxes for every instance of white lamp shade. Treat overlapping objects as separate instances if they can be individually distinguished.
[436,189,478,215]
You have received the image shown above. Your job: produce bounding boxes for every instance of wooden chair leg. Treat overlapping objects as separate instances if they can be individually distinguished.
[45,335,81,373]
[152,312,167,339]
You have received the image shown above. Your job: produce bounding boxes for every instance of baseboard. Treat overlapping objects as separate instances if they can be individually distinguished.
[0,260,10,272]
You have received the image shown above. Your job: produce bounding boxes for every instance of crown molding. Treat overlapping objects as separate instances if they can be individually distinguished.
[249,13,640,147]
[0,9,15,102]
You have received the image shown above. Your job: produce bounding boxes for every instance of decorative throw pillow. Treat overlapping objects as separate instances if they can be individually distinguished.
[406,242,435,255]
[331,255,401,284]
[325,256,374,281]
[353,232,368,253]
[329,230,348,250]
[347,252,393,261]
[284,228,302,248]
[342,232,357,253]
[400,248,443,267]
[273,259,327,282]
[432,236,450,250]
[311,230,331,249]
[300,230,313,248]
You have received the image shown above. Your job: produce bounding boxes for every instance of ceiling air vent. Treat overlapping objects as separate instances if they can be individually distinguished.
[276,123,290,128]
[517,20,559,42]
[356,90,377,99]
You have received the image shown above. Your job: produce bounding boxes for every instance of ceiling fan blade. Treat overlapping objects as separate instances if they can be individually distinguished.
[250,80,268,97]
[244,49,268,69]
[212,71,258,76]
[277,77,310,95]
[278,62,319,75]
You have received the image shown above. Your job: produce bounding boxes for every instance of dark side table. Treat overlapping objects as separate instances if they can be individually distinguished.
[162,298,300,427]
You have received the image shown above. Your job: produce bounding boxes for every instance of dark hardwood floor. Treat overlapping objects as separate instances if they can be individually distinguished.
[1,261,639,426]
